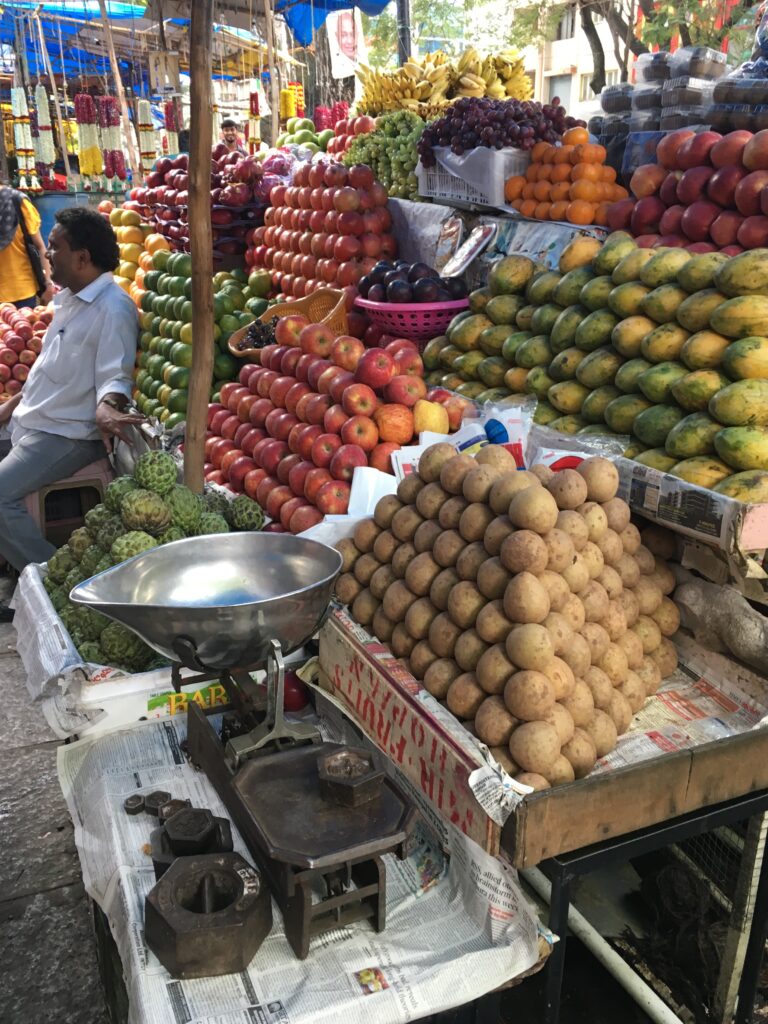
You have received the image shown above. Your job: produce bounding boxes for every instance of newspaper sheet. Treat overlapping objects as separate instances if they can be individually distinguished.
[57,715,540,1024]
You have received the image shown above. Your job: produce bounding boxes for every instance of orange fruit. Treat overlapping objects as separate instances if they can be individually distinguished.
[571,142,606,165]
[594,202,612,226]
[504,175,526,202]
[542,145,558,164]
[135,267,146,288]
[600,165,617,183]
[139,251,154,271]
[532,141,550,162]
[534,180,552,201]
[522,182,537,200]
[563,127,589,146]
[554,145,575,164]
[534,201,552,220]
[550,200,570,221]
[511,199,524,211]
[525,163,540,183]
[612,184,629,201]
[571,162,601,182]
[567,200,596,225]
[520,198,538,218]
[550,181,571,202]
[550,163,572,183]
[569,179,599,202]
[144,233,171,254]
[538,163,554,181]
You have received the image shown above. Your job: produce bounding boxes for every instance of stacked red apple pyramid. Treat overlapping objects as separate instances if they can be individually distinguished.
[0,304,51,403]
[325,113,376,157]
[608,127,768,252]
[205,320,431,533]
[251,160,396,299]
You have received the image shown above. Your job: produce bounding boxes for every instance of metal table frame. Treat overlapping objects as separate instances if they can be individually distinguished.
[537,787,768,1024]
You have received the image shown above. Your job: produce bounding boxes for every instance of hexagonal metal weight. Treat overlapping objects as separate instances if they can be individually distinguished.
[150,809,233,879]
[144,852,272,978]
[317,746,385,808]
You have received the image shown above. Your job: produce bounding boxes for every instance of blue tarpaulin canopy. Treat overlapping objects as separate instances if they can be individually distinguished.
[275,0,390,48]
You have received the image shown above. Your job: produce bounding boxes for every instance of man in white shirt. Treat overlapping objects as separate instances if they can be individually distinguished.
[0,207,142,612]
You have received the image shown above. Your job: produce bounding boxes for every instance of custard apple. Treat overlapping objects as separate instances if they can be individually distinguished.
[166,485,202,533]
[100,622,154,672]
[229,495,264,531]
[134,450,177,496]
[97,516,126,552]
[121,489,171,535]
[43,575,58,596]
[111,531,158,564]
[73,606,110,641]
[66,526,93,563]
[105,476,139,512]
[197,512,229,535]
[49,587,68,613]
[47,547,76,583]
[94,555,112,574]
[64,567,87,592]
[77,641,106,664]
[158,525,185,544]
[84,504,113,540]
[60,605,79,634]
[80,545,106,577]
[201,489,230,519]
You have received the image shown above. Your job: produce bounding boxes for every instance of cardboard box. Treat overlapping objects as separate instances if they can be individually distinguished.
[319,608,768,869]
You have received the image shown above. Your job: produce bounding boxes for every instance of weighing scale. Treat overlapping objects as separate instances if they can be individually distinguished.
[72,533,416,959]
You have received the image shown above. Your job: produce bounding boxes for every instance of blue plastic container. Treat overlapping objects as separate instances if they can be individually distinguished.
[33,191,115,244]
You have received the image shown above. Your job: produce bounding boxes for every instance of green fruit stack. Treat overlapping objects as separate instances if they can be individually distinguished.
[134,249,273,428]
[43,451,264,671]
[423,239,768,502]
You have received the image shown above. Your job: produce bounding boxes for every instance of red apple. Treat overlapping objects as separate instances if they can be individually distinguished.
[630,196,667,237]
[316,479,351,514]
[299,322,335,357]
[324,404,348,433]
[369,441,400,473]
[659,205,685,236]
[244,467,268,500]
[681,201,721,242]
[630,163,667,198]
[238,363,260,387]
[677,165,714,206]
[289,506,323,533]
[248,397,274,428]
[342,382,379,416]
[738,215,768,248]
[210,408,231,434]
[255,369,279,399]
[266,485,294,521]
[329,369,355,405]
[241,427,266,456]
[221,415,241,440]
[735,171,768,216]
[393,348,424,377]
[707,164,749,208]
[226,385,250,413]
[274,313,309,346]
[267,409,299,441]
[308,359,332,392]
[285,381,311,414]
[311,432,343,468]
[606,199,634,231]
[721,244,744,256]
[742,131,768,172]
[297,424,324,460]
[228,456,258,492]
[234,421,253,448]
[340,414,379,452]
[355,347,395,388]
[276,452,303,486]
[710,210,744,247]
[657,130,696,169]
[295,352,320,382]
[288,459,314,496]
[329,443,367,481]
[279,496,309,530]
[268,375,297,409]
[677,131,722,171]
[331,335,365,371]
[210,438,236,468]
[384,374,428,407]
[304,466,333,503]
[280,348,302,377]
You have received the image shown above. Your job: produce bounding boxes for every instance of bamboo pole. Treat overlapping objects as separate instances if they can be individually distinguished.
[262,0,280,146]
[34,16,71,180]
[183,0,214,494]
[97,0,141,183]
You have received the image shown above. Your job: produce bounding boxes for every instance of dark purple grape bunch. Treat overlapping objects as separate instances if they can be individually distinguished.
[417,97,585,165]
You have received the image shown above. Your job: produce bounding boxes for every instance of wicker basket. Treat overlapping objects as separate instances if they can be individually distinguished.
[228,288,348,360]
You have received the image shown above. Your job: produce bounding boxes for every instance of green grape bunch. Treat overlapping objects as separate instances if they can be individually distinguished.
[343,111,424,201]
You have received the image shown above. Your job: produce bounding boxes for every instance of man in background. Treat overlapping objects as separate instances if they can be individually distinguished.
[220,118,246,155]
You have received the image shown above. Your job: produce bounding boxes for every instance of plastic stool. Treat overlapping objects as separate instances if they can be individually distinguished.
[24,458,114,548]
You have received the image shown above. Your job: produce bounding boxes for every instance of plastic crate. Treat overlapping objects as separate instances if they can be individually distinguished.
[416,147,530,209]
[354,297,469,345]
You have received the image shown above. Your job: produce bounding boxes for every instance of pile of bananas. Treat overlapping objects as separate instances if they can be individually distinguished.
[356,47,531,116]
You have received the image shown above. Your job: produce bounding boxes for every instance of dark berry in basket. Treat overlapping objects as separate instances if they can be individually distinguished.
[370,260,394,284]
[408,262,440,283]
[442,276,469,299]
[395,259,410,270]
[368,283,386,302]
[238,315,279,351]
[384,269,409,287]
[413,277,441,302]
[387,280,413,303]
[358,275,373,298]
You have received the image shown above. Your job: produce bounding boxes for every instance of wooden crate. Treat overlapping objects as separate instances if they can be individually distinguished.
[318,609,768,869]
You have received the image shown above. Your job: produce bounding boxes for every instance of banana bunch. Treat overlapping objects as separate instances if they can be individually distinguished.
[355,47,531,115]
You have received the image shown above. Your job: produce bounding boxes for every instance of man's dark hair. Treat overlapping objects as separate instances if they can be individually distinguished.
[55,206,120,271]
[221,118,238,128]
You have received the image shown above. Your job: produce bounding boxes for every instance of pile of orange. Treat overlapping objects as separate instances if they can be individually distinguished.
[503,127,629,226]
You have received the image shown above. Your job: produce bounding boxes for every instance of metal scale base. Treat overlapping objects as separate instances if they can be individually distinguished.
[183,642,414,960]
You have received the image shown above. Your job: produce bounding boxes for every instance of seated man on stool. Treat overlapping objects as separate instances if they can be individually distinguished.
[0,207,142,619]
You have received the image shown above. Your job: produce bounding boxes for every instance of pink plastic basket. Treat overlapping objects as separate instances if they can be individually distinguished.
[355,297,470,344]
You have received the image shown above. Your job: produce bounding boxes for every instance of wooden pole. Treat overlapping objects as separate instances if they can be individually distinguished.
[183,0,214,494]
[262,0,280,146]
[34,17,72,180]
[97,0,142,183]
